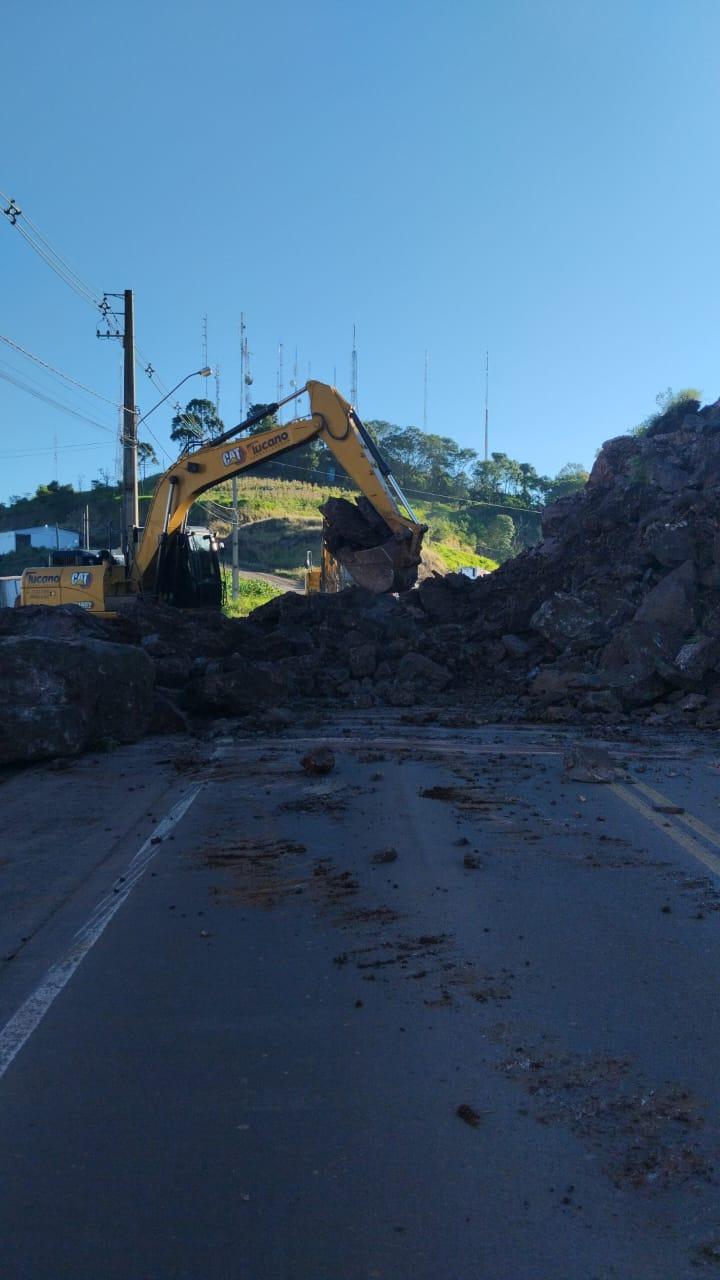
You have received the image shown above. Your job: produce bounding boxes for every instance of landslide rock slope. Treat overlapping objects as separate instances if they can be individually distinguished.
[3,392,720,765]
[243,391,720,727]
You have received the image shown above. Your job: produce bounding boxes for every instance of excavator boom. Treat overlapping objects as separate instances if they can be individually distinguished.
[133,381,426,598]
[19,382,427,612]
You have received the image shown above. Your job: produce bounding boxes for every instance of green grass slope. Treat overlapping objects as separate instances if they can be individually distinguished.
[195,476,497,578]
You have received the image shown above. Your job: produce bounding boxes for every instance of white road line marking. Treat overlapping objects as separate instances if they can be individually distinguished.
[0,784,202,1081]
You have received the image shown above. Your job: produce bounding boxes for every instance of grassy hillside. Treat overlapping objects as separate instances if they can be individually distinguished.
[0,472,499,581]
[193,475,497,578]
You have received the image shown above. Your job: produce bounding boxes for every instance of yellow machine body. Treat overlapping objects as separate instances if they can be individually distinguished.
[20,564,111,613]
[304,566,322,594]
[18,381,427,611]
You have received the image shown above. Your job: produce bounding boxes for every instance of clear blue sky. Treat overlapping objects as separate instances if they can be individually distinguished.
[2,0,719,505]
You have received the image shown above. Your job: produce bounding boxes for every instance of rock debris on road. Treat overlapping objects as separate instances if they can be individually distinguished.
[1,717,720,1278]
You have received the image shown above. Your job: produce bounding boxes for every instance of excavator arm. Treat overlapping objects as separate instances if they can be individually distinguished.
[134,381,427,596]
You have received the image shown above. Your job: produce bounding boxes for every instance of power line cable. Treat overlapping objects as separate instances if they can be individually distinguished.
[137,422,172,464]
[0,441,110,459]
[0,334,122,407]
[1,191,175,413]
[13,207,102,301]
[11,221,100,307]
[0,352,112,418]
[135,344,171,396]
[0,189,102,307]
[0,355,126,439]
[0,367,116,435]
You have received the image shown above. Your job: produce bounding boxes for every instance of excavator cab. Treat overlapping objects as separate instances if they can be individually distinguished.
[156,529,223,609]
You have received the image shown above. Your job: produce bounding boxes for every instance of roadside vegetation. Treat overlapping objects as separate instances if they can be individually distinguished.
[221,570,283,618]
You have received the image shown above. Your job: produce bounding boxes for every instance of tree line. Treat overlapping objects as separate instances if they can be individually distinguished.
[164,398,589,560]
[167,398,588,509]
[0,399,590,569]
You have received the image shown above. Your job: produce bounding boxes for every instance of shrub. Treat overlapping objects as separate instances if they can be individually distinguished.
[631,386,702,437]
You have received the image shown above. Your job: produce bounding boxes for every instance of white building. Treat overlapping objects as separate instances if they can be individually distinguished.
[0,525,80,555]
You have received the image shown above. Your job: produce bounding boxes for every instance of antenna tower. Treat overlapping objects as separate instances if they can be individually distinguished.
[276,342,284,422]
[239,313,252,418]
[202,314,208,373]
[484,350,489,462]
[291,347,299,401]
[239,315,245,418]
[350,325,358,408]
[214,364,221,413]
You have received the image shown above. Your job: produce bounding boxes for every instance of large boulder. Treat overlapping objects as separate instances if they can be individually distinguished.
[634,560,697,632]
[644,520,695,568]
[417,572,477,622]
[530,593,609,653]
[0,603,121,643]
[0,636,155,764]
[396,651,452,690]
[674,635,720,684]
[183,658,290,716]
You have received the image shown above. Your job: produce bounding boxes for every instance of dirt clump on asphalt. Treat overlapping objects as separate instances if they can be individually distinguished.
[370,847,398,865]
[300,745,336,775]
[456,1103,483,1128]
[6,393,720,762]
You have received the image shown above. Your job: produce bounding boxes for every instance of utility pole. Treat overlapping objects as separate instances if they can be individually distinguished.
[122,289,137,558]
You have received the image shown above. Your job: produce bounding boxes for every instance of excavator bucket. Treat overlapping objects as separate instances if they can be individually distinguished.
[320,498,425,594]
[334,539,397,593]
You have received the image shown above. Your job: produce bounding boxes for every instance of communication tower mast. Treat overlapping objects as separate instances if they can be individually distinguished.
[350,325,358,408]
[239,313,253,419]
[277,342,284,423]
[484,350,489,462]
[290,347,299,402]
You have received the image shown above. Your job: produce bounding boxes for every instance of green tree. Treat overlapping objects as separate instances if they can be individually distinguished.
[366,421,477,495]
[35,481,74,498]
[477,513,518,562]
[138,440,159,486]
[171,398,224,450]
[246,403,279,434]
[138,440,158,467]
[545,463,589,503]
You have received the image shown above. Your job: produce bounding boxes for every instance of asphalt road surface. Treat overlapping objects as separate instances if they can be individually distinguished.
[234,568,303,593]
[2,713,720,1279]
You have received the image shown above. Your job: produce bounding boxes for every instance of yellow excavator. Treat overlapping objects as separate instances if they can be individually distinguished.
[19,381,427,615]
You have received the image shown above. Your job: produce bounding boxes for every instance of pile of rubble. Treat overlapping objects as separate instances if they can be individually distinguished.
[3,393,720,764]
